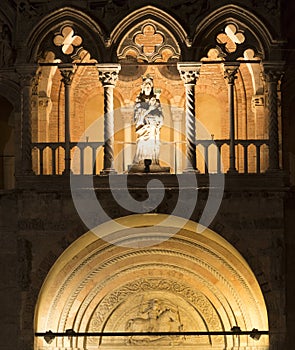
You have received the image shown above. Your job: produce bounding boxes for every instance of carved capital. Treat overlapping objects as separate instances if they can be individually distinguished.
[17,64,38,87]
[177,62,201,85]
[261,62,284,83]
[39,96,51,108]
[97,64,121,86]
[223,63,240,84]
[59,64,76,86]
[32,71,41,95]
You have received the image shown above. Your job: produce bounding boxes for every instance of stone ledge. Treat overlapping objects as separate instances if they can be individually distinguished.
[13,172,289,192]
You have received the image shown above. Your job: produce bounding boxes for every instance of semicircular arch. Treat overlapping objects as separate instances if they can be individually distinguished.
[34,214,269,350]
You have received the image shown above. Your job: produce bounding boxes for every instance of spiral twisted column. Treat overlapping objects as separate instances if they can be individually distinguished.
[59,64,76,175]
[97,64,121,174]
[177,63,201,172]
[17,64,38,175]
[224,63,240,173]
[262,62,284,171]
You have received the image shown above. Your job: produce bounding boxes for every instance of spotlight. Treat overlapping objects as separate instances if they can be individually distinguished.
[250,328,261,341]
[44,330,55,344]
[65,329,76,340]
[231,326,241,333]
[144,159,152,172]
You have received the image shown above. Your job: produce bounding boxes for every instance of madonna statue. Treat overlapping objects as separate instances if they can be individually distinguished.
[129,75,170,173]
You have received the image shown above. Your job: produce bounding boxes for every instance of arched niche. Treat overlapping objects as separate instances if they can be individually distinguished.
[34,214,269,350]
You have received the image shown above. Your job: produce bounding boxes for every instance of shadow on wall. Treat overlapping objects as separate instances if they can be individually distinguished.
[0,95,14,189]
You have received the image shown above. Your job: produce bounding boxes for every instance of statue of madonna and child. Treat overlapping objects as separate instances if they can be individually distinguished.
[128,75,170,173]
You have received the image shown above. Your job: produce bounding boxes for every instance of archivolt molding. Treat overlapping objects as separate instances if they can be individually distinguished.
[25,7,105,63]
[35,215,269,350]
[53,246,255,340]
[77,264,234,337]
[43,238,263,335]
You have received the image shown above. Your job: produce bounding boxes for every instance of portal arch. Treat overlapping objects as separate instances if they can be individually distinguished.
[35,214,269,350]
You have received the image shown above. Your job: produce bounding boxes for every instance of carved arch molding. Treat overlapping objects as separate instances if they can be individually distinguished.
[35,214,269,350]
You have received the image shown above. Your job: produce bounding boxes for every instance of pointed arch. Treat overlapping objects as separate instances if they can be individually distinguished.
[25,7,106,63]
[192,4,283,61]
[108,5,190,60]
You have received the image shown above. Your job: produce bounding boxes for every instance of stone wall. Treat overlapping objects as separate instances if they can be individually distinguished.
[0,173,287,350]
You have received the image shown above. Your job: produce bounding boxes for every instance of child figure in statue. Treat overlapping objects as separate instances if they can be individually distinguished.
[133,75,163,166]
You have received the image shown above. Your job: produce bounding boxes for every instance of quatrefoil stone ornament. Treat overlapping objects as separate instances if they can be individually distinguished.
[134,24,164,55]
[53,26,83,55]
[217,24,245,53]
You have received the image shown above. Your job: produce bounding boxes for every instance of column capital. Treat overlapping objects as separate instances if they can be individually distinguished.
[223,63,240,84]
[38,96,51,108]
[261,61,285,83]
[58,64,76,86]
[17,64,39,87]
[96,63,121,86]
[177,62,202,85]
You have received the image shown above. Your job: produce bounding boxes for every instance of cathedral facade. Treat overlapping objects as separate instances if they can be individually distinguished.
[0,1,294,350]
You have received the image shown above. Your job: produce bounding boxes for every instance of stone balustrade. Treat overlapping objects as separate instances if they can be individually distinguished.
[31,139,269,175]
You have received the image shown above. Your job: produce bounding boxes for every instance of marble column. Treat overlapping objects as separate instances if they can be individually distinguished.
[59,64,76,175]
[177,62,201,172]
[262,62,284,171]
[17,64,38,175]
[97,64,121,174]
[223,63,240,173]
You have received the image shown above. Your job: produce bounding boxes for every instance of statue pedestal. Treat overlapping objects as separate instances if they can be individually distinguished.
[128,162,170,174]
